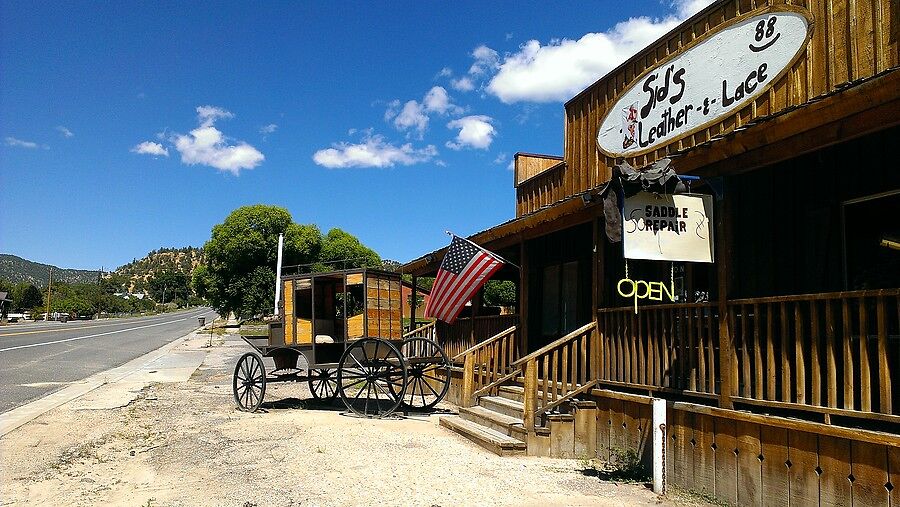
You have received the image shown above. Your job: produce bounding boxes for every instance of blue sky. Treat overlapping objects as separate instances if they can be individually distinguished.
[0,0,711,270]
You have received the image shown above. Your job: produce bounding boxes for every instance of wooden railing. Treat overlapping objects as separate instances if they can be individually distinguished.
[402,320,436,340]
[727,289,899,422]
[514,322,599,431]
[596,302,720,399]
[436,314,519,362]
[454,326,519,407]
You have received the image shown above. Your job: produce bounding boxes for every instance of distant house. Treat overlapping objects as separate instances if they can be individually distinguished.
[400,283,429,321]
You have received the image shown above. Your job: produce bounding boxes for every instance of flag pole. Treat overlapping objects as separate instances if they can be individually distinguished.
[445,230,521,270]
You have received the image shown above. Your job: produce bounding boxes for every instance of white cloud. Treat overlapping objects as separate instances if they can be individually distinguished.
[259,124,278,134]
[313,134,437,169]
[437,67,453,78]
[507,159,515,171]
[485,0,715,103]
[446,115,496,150]
[451,76,475,92]
[393,100,429,134]
[131,141,169,157]
[173,126,264,175]
[423,86,461,115]
[468,45,499,75]
[196,105,234,127]
[5,137,45,149]
[56,126,74,138]
[493,152,508,165]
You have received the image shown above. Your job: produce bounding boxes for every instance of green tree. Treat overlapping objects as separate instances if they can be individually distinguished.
[202,205,322,318]
[148,270,190,304]
[16,284,43,310]
[483,280,517,308]
[317,228,381,271]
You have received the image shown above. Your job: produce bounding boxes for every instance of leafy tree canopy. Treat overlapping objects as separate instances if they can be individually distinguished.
[483,280,517,308]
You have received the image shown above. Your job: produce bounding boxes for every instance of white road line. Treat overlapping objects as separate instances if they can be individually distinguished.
[0,310,211,353]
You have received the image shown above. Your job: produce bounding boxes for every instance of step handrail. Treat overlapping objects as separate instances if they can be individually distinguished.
[511,321,596,368]
[451,325,516,363]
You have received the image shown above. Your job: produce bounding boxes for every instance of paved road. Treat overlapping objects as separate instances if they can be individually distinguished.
[0,308,217,413]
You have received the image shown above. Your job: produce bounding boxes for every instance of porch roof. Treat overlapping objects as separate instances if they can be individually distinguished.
[400,190,602,277]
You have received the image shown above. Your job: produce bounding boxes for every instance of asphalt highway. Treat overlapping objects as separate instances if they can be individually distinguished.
[0,307,217,413]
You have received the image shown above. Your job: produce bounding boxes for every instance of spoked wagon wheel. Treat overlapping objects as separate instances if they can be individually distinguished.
[393,337,451,410]
[308,368,338,402]
[337,338,407,418]
[233,352,266,412]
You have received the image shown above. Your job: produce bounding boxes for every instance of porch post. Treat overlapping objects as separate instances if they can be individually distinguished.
[519,237,529,357]
[409,274,417,333]
[715,181,734,409]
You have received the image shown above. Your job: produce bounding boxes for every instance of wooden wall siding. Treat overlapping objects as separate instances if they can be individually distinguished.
[514,154,563,187]
[516,165,566,216]
[593,394,900,507]
[562,0,900,197]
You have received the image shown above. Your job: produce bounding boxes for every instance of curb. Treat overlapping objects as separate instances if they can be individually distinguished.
[0,320,209,438]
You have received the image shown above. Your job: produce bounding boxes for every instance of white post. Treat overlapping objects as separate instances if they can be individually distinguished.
[652,398,667,495]
[273,233,284,317]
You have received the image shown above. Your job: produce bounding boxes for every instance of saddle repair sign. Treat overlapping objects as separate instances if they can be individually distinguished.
[622,192,714,263]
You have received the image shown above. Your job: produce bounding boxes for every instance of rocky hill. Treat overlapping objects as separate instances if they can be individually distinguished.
[112,247,204,292]
[0,254,99,287]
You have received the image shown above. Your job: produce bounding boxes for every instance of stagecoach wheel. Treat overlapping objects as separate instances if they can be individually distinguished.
[337,338,407,418]
[394,337,451,410]
[233,352,266,412]
[308,368,338,402]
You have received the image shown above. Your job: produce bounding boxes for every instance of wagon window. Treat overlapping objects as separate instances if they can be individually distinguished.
[343,274,365,339]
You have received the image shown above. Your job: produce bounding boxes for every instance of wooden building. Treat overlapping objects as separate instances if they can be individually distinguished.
[402,0,899,505]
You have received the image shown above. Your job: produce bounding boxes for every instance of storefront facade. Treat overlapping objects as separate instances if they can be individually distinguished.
[403,1,898,504]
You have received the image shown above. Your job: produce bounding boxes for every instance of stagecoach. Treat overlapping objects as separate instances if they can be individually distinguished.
[233,268,450,418]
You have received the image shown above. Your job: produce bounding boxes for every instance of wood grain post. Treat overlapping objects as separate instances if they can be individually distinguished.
[524,359,538,432]
[461,353,475,408]
[715,181,734,409]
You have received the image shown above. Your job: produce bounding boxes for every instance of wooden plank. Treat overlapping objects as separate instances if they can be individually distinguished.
[595,395,611,461]
[859,297,871,412]
[889,443,900,507]
[760,425,790,507]
[735,420,762,507]
[781,302,792,403]
[609,399,627,463]
[826,300,838,407]
[671,408,692,489]
[767,304,777,400]
[818,435,852,506]
[754,303,763,400]
[693,413,716,497]
[795,302,806,405]
[787,430,820,507]
[623,400,642,458]
[714,417,739,506]
[811,300,822,406]
[876,297,892,414]
[851,440,890,507]
[843,299,855,410]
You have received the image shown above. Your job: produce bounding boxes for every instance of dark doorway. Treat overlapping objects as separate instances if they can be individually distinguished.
[526,222,592,352]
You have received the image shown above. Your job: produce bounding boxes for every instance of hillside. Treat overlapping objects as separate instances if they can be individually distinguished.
[112,247,204,292]
[0,254,99,287]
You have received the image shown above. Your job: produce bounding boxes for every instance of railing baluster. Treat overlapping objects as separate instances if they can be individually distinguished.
[825,300,838,408]
[810,300,821,406]
[697,307,706,392]
[551,349,559,402]
[858,297,870,412]
[741,304,750,397]
[795,301,806,405]
[767,304,776,400]
[781,302,791,403]
[842,298,854,410]
[876,297,892,414]
[662,310,670,388]
[561,343,569,395]
[710,306,719,395]
[542,355,549,408]
[753,303,762,400]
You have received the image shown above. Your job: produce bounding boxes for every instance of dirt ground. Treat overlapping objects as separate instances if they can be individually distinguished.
[1,332,708,507]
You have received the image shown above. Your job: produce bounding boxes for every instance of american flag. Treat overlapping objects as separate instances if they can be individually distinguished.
[424,235,505,324]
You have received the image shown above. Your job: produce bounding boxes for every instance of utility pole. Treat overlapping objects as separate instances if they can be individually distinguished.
[45,268,52,321]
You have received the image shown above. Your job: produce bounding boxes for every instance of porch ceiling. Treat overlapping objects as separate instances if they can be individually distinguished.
[400,192,601,277]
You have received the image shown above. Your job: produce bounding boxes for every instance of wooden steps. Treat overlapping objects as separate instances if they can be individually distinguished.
[439,416,526,456]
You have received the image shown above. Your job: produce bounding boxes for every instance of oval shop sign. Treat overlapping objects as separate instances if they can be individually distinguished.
[596,8,813,158]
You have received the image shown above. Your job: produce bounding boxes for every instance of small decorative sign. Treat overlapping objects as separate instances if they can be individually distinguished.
[623,192,714,263]
[597,8,812,157]
[617,277,676,314]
